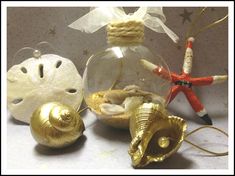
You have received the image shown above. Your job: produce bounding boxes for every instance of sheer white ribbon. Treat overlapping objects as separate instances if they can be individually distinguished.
[68,7,179,43]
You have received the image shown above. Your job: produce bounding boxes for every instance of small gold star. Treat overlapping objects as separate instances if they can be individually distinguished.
[179,9,193,24]
[49,26,56,35]
[177,45,182,50]
[140,78,145,82]
[83,49,89,56]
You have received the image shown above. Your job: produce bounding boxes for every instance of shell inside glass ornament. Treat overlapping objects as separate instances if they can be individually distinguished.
[83,45,171,129]
[7,53,83,123]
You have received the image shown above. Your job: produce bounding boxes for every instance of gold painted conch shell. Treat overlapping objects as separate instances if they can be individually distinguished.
[128,103,187,167]
[30,102,85,148]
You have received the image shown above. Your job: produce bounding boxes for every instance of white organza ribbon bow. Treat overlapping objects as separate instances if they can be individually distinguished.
[69,7,179,43]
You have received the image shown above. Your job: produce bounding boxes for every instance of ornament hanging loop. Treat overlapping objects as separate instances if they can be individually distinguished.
[12,47,35,66]
[184,125,228,156]
[11,41,59,66]
[35,41,58,55]
[186,7,228,39]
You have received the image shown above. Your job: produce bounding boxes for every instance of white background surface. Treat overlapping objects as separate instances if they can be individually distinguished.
[5,5,232,173]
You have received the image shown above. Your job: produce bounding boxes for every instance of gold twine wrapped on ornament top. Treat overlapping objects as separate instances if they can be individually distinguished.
[106,20,145,45]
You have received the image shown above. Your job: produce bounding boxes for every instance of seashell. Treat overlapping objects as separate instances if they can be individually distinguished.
[86,87,166,129]
[104,85,152,105]
[86,90,132,129]
[122,96,144,112]
[104,90,131,104]
[99,96,144,115]
[30,102,85,148]
[7,54,83,123]
[123,84,141,92]
[128,103,187,167]
[99,103,125,115]
[149,93,166,105]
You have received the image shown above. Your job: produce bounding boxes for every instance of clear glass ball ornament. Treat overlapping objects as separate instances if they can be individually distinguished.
[83,44,172,129]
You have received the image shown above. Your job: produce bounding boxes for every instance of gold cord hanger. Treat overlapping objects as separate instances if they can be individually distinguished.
[184,125,228,156]
[77,106,90,114]
[186,7,207,39]
[193,14,228,38]
[186,7,228,39]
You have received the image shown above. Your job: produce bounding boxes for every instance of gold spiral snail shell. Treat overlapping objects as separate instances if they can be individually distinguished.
[30,102,85,148]
[128,103,187,167]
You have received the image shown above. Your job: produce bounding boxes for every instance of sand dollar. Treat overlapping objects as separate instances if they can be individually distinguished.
[7,54,83,123]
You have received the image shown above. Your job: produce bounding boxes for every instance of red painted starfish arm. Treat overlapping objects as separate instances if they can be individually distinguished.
[167,85,182,103]
[140,59,179,82]
[190,75,228,86]
[190,76,213,86]
[153,67,179,82]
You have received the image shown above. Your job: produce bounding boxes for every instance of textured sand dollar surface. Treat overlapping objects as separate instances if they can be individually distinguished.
[7,54,83,123]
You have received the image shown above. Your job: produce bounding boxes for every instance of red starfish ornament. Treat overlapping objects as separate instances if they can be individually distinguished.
[141,37,228,125]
